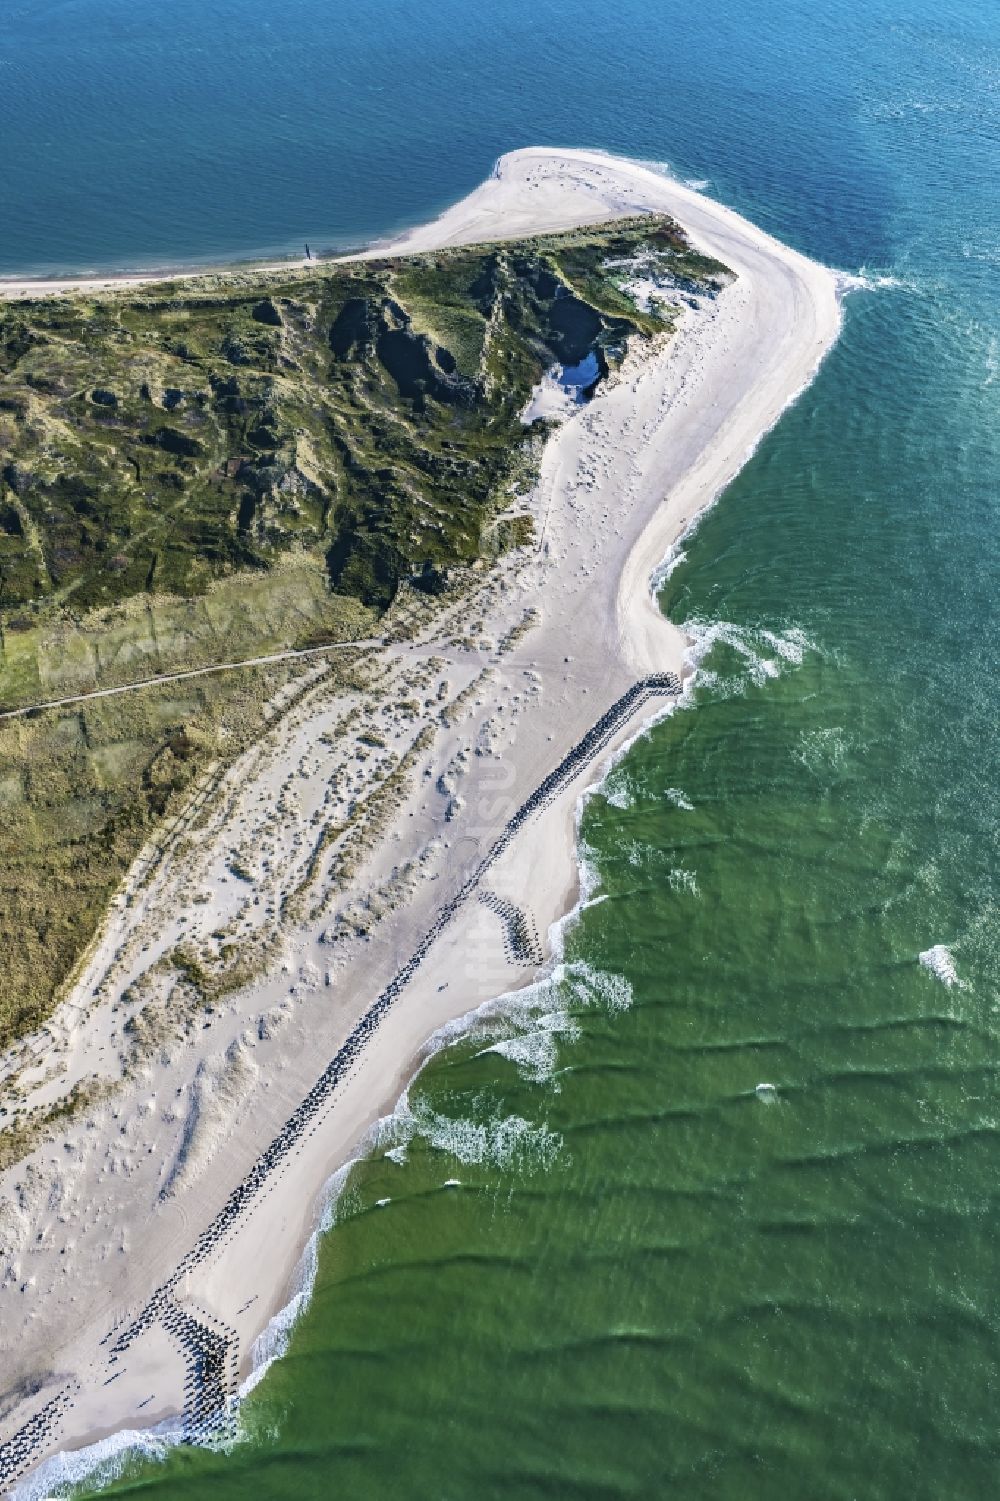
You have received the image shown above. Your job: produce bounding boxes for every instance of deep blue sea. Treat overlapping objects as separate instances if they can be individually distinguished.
[5,1,1000,1496]
[2,0,909,278]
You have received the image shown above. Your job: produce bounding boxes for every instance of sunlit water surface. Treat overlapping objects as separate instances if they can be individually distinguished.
[5,0,999,1495]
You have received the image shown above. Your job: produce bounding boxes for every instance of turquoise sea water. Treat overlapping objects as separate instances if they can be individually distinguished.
[6,0,1000,1496]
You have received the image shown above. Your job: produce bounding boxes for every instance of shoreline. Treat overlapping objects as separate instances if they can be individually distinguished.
[0,147,844,1496]
[0,253,310,301]
[0,243,356,301]
[13,684,687,1501]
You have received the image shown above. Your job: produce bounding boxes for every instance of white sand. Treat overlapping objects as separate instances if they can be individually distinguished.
[0,148,843,1492]
[0,259,315,301]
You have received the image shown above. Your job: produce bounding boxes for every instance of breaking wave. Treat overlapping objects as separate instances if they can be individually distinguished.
[835,268,924,297]
[397,1097,562,1171]
[564,959,634,1014]
[601,765,635,809]
[683,616,817,695]
[919,944,961,988]
[13,1423,183,1500]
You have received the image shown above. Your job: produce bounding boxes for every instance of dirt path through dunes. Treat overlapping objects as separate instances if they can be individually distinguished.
[0,639,384,720]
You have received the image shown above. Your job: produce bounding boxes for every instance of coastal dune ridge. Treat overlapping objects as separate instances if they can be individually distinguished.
[0,147,843,1495]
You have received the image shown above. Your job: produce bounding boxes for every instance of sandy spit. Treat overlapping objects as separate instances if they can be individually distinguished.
[0,148,842,1494]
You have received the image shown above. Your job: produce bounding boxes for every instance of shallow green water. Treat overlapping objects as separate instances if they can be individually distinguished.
[16,0,999,1495]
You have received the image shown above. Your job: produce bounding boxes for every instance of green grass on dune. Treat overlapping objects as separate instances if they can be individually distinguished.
[0,664,284,1045]
[0,215,725,629]
[0,215,728,1054]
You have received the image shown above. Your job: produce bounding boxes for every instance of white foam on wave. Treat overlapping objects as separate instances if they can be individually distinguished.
[683,616,818,694]
[795,726,850,777]
[635,156,680,181]
[601,765,634,810]
[573,838,602,910]
[240,1143,374,1403]
[633,159,710,195]
[564,958,634,1013]
[759,625,810,664]
[918,944,961,988]
[400,1096,562,1171]
[665,786,694,811]
[649,538,690,595]
[479,1003,581,1084]
[835,268,917,297]
[462,956,635,1088]
[624,837,645,868]
[14,1420,183,1501]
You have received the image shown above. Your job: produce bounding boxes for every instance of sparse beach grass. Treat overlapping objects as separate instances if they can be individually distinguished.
[0,657,316,1046]
[0,556,373,708]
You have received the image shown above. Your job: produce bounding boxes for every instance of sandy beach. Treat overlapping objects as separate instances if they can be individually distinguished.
[0,257,317,301]
[0,147,842,1495]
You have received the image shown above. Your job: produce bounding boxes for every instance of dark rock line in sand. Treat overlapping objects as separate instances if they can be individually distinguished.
[0,672,678,1487]
[479,890,544,966]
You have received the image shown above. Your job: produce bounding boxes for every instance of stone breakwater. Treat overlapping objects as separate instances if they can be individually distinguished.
[0,672,678,1492]
[478,891,544,966]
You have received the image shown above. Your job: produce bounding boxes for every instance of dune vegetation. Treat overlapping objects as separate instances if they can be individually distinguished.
[0,215,727,1046]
